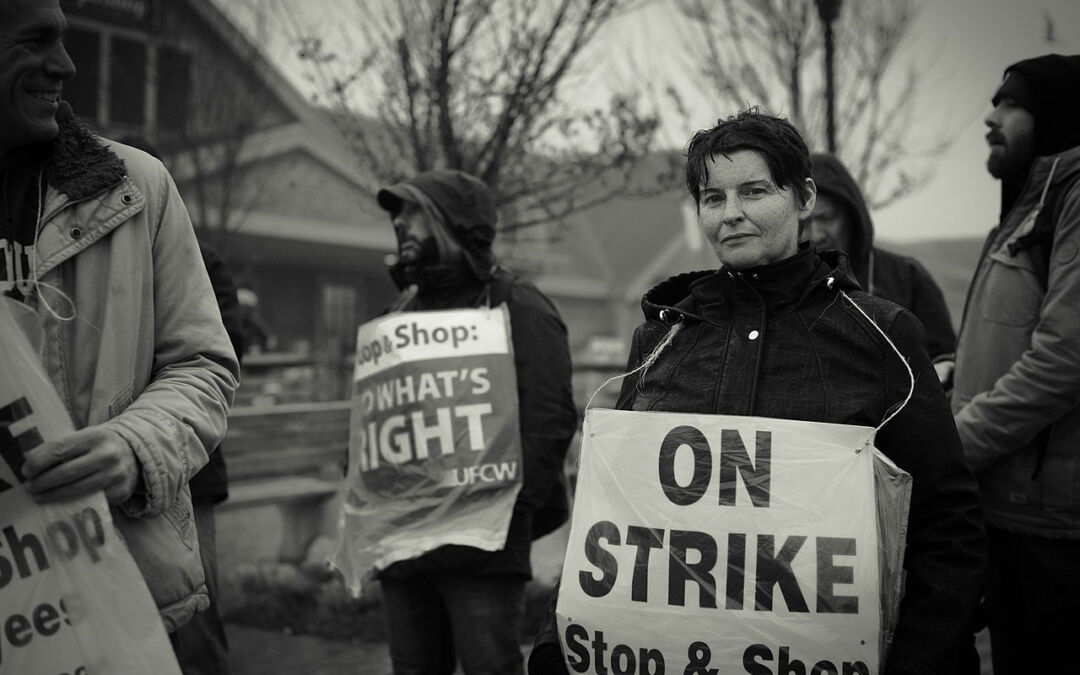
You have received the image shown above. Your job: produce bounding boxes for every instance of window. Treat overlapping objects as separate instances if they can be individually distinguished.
[64,27,101,121]
[157,47,190,134]
[109,36,147,126]
[320,283,358,352]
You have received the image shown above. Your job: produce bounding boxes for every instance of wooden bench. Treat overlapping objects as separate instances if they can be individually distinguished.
[219,400,351,561]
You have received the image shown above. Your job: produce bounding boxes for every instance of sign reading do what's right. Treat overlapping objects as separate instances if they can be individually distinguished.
[557,409,882,675]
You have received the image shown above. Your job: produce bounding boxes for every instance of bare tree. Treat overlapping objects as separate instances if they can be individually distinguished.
[677,0,946,208]
[156,7,280,257]
[275,0,671,238]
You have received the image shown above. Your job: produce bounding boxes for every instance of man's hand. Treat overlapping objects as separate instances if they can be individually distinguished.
[22,426,140,504]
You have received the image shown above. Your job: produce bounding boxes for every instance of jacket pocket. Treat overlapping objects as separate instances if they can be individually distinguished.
[108,379,135,418]
[1040,416,1080,513]
[162,485,197,551]
[980,249,1042,327]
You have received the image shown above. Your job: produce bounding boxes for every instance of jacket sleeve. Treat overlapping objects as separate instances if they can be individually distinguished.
[955,184,1080,470]
[906,258,957,361]
[104,162,240,518]
[876,310,986,674]
[508,284,578,521]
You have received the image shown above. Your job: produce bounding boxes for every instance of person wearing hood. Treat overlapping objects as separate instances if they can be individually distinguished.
[804,153,956,381]
[952,53,1080,674]
[375,169,577,675]
[528,110,985,675]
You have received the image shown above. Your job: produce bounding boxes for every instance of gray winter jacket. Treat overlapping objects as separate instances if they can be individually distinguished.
[953,144,1080,539]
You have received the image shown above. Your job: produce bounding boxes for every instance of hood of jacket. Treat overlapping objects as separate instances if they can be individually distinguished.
[1002,54,1080,159]
[995,54,1080,215]
[640,246,861,325]
[810,152,875,282]
[378,169,499,293]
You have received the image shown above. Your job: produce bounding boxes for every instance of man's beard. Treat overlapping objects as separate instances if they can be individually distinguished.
[987,138,1034,185]
[390,232,476,301]
[396,237,440,285]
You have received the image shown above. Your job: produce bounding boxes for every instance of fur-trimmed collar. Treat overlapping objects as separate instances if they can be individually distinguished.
[44,102,127,201]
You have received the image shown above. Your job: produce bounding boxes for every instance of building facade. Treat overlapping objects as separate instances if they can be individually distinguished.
[57,0,711,409]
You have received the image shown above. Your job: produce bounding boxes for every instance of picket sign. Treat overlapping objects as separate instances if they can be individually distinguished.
[0,298,181,675]
[330,305,523,594]
[557,408,909,675]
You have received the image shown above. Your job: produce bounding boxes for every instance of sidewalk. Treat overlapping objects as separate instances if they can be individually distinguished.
[228,623,390,675]
[227,624,532,675]
[228,622,991,674]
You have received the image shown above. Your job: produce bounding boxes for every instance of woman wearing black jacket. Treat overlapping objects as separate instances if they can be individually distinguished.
[529,111,985,675]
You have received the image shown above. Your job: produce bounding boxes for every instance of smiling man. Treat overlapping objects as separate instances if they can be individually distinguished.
[0,0,74,301]
[0,0,238,660]
[0,0,70,145]
[952,54,1080,675]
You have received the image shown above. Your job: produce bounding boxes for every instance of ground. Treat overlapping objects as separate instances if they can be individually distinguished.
[218,504,992,674]
[227,623,389,675]
[228,624,538,675]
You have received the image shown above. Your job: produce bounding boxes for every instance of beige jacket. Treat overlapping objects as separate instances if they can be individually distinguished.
[29,116,239,631]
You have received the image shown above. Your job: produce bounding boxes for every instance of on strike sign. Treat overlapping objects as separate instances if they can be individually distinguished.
[557,409,885,675]
[330,306,523,592]
[0,298,181,675]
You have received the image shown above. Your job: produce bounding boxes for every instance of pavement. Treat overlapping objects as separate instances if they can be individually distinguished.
[221,514,568,675]
[228,623,992,675]
[228,624,533,675]
[220,498,994,674]
[228,623,391,675]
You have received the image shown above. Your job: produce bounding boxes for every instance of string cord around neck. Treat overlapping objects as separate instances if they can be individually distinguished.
[29,169,80,324]
[584,321,684,411]
[839,287,914,432]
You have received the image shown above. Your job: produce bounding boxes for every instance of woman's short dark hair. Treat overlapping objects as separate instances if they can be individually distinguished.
[685,108,813,207]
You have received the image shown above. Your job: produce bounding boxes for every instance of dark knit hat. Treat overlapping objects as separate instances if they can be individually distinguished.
[991,71,1033,114]
[995,54,1080,157]
[377,169,498,251]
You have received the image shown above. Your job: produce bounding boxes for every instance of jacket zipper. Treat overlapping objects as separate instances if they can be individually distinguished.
[730,271,767,416]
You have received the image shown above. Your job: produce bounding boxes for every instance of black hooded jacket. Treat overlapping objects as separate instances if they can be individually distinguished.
[530,247,985,675]
[811,153,957,361]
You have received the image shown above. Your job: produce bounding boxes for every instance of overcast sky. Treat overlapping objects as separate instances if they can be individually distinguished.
[234,0,1080,243]
[870,0,1080,243]
[573,0,1080,243]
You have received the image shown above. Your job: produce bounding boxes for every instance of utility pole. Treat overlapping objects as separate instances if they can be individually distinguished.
[815,0,842,153]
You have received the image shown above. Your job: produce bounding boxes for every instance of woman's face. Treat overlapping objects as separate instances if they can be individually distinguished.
[697,150,816,270]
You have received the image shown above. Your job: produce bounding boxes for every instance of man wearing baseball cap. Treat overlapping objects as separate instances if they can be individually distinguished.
[952,54,1080,673]
[374,170,577,674]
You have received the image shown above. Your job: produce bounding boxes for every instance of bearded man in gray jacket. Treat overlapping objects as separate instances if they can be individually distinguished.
[952,53,1080,674]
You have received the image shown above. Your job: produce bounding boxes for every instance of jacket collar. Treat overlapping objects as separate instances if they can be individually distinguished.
[640,246,860,324]
[44,104,126,203]
[1029,144,1080,194]
[31,109,140,279]
[1003,143,1080,220]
